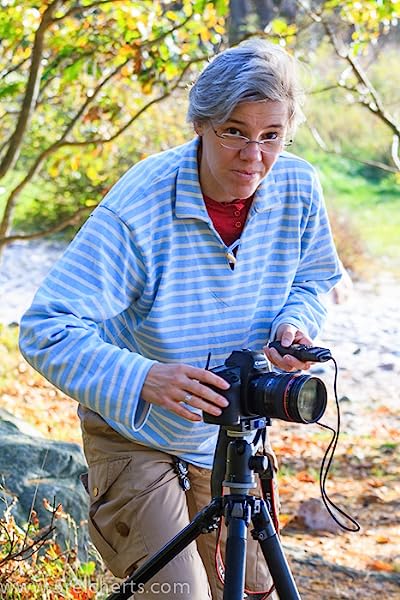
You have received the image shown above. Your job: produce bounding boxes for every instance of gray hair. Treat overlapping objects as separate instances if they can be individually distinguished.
[187,38,305,137]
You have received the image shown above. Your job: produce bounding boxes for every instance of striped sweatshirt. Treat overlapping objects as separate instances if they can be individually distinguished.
[19,137,341,467]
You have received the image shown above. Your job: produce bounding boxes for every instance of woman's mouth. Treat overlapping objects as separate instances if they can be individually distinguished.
[232,169,260,181]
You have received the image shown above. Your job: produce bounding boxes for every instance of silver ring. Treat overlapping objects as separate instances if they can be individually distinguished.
[184,393,192,403]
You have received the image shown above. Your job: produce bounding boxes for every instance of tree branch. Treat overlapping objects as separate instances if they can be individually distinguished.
[232,19,316,45]
[391,135,400,171]
[52,0,126,21]
[310,84,343,96]
[0,56,130,240]
[56,58,132,146]
[0,207,92,247]
[0,47,205,246]
[0,56,30,80]
[324,22,400,138]
[0,493,60,567]
[0,67,189,241]
[295,0,400,169]
[308,124,399,173]
[37,48,98,100]
[61,58,204,148]
[0,2,207,244]
[53,1,194,52]
[0,0,63,179]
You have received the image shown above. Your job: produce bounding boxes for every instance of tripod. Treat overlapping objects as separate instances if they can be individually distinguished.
[106,417,301,600]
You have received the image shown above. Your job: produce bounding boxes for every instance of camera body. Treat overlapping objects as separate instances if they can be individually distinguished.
[204,350,268,426]
[203,348,327,427]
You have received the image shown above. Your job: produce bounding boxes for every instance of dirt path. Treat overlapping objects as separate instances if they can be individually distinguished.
[268,274,400,599]
[270,414,400,599]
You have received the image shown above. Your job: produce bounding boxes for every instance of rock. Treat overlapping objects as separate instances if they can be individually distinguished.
[338,395,351,403]
[361,493,386,506]
[0,413,90,559]
[296,498,343,534]
[378,362,396,372]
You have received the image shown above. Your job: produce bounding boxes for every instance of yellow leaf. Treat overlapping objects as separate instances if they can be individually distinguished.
[48,165,59,177]
[182,1,193,17]
[375,536,390,544]
[279,513,292,528]
[86,165,98,181]
[141,81,153,95]
[200,29,211,43]
[121,64,132,77]
[70,155,80,170]
[120,44,133,57]
[165,10,179,21]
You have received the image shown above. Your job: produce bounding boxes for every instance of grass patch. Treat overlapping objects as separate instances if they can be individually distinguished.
[296,152,400,274]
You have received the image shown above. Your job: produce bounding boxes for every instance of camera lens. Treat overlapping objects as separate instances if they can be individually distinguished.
[248,372,327,424]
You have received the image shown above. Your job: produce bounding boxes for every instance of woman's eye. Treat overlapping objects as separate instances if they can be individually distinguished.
[262,131,279,141]
[225,127,243,136]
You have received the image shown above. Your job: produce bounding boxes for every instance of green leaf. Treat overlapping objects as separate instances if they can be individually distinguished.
[77,561,97,577]
[0,82,23,99]
[214,0,229,16]
[62,59,85,83]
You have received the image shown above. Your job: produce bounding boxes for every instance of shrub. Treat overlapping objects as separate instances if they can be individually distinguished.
[0,497,109,600]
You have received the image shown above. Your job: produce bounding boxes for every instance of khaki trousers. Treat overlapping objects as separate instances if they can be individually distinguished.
[79,406,277,600]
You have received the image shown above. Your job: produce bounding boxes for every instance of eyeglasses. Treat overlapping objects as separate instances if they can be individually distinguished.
[211,126,292,154]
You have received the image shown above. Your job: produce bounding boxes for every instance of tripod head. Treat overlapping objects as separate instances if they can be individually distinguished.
[211,416,270,498]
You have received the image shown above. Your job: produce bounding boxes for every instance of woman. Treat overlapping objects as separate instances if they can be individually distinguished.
[19,38,341,599]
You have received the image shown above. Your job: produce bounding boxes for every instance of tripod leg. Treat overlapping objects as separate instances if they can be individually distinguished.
[105,498,222,600]
[222,496,253,600]
[223,516,247,600]
[251,500,301,600]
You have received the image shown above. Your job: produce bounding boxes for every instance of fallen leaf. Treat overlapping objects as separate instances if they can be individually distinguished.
[278,513,293,528]
[296,471,316,483]
[375,536,390,544]
[367,479,385,488]
[367,559,394,572]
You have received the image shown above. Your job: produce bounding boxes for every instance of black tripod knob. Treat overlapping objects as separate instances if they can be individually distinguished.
[249,455,269,474]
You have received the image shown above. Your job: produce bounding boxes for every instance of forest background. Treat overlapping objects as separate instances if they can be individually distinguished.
[0,1,399,599]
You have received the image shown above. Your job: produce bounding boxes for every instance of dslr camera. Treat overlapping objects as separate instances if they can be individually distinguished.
[203,348,328,427]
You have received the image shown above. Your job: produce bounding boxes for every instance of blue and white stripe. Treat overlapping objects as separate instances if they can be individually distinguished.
[19,137,341,467]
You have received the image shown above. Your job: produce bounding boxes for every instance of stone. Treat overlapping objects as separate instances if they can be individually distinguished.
[0,412,90,559]
[296,497,343,534]
[378,362,396,372]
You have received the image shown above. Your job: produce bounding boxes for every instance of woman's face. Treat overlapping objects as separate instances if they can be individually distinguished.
[195,101,289,203]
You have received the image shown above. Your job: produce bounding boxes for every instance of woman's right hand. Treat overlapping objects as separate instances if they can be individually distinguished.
[141,362,231,422]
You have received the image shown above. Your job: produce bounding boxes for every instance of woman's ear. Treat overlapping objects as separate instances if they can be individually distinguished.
[194,121,204,136]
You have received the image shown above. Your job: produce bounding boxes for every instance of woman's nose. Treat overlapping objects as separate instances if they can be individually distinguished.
[239,141,263,160]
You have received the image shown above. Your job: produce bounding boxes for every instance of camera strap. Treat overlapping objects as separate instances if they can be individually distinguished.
[258,429,280,534]
[252,428,263,448]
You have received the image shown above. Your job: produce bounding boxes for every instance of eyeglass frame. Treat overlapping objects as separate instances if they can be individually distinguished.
[210,123,292,153]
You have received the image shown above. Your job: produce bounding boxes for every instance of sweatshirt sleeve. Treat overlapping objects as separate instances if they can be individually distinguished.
[270,169,342,340]
[18,206,156,430]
